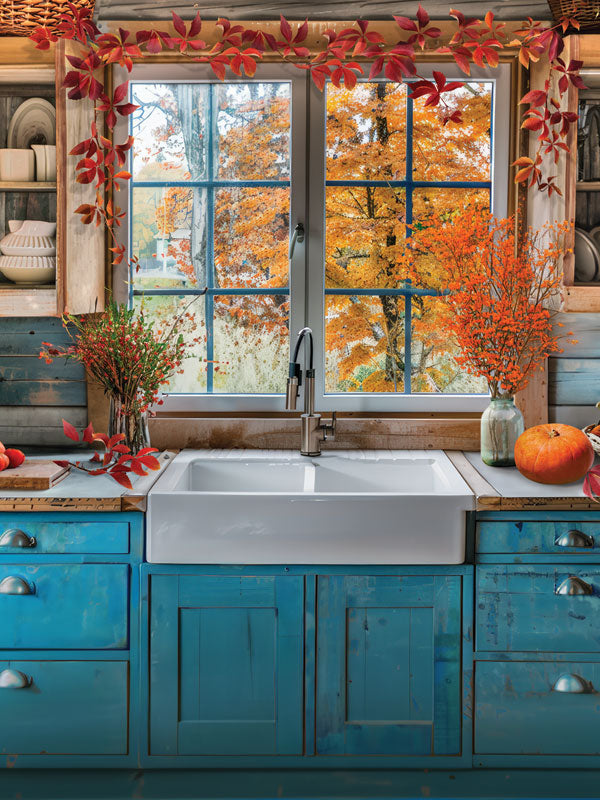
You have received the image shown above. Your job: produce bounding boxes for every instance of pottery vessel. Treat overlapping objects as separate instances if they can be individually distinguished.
[0,220,56,256]
[0,255,55,285]
[0,148,35,181]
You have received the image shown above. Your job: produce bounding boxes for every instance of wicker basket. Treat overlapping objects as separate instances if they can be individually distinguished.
[547,0,600,30]
[583,424,600,456]
[0,0,95,37]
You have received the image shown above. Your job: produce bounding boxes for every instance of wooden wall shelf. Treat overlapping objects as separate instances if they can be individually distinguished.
[575,181,600,191]
[0,182,57,192]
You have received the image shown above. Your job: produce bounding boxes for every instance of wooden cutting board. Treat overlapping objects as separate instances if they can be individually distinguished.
[0,460,69,490]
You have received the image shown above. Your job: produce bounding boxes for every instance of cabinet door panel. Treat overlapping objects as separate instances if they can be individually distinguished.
[316,574,461,756]
[150,573,304,756]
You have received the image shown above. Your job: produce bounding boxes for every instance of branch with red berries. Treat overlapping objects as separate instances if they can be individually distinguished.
[56,419,161,489]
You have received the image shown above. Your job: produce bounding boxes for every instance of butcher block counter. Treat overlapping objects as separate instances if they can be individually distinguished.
[446,451,598,511]
[0,451,175,512]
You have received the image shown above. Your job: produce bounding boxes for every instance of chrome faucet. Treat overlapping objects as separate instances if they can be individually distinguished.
[285,327,336,456]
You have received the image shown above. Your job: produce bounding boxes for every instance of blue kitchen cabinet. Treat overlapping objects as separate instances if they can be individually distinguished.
[149,573,304,756]
[316,574,463,757]
[0,512,142,767]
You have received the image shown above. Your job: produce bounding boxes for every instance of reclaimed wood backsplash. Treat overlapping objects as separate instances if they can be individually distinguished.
[0,317,86,446]
[549,313,600,429]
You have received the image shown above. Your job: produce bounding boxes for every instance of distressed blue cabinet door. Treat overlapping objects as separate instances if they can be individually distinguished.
[316,575,462,756]
[150,574,304,756]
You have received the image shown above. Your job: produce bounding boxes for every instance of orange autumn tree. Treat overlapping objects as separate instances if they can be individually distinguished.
[400,206,572,398]
[324,81,491,393]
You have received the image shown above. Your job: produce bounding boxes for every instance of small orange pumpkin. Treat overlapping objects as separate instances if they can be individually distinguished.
[514,424,595,485]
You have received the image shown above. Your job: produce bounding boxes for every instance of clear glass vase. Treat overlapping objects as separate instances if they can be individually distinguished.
[108,395,150,454]
[480,396,524,467]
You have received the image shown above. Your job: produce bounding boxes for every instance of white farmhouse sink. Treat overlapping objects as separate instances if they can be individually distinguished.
[147,450,474,565]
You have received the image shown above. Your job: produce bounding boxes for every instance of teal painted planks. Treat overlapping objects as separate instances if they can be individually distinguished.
[553,314,600,358]
[475,660,600,755]
[0,356,83,381]
[549,359,600,406]
[0,660,128,756]
[0,317,86,446]
[0,563,128,650]
[0,379,86,406]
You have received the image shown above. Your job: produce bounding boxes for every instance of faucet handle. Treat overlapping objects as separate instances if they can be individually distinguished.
[322,411,336,441]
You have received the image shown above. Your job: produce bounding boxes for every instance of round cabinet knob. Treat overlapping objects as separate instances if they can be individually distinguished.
[0,576,34,595]
[0,669,32,689]
[0,529,36,549]
[555,530,595,548]
[553,673,594,694]
[555,576,594,596]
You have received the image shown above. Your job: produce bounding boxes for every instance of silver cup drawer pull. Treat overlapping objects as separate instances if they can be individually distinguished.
[555,576,594,596]
[555,530,595,548]
[0,669,32,690]
[0,529,36,548]
[553,673,595,694]
[0,576,34,595]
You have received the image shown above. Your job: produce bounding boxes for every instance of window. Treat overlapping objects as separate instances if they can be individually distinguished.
[119,62,510,411]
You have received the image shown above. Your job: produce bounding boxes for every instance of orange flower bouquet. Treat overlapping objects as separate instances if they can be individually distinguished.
[405,206,572,465]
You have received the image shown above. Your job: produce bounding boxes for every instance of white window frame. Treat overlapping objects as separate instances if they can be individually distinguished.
[114,60,511,414]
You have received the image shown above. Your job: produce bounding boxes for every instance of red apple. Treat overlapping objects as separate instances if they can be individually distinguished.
[4,449,25,468]
[0,454,9,471]
[0,441,5,455]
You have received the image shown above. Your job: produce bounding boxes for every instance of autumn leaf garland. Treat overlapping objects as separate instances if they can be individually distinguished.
[28,2,585,284]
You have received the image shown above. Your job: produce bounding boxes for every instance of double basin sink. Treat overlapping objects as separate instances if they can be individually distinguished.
[148,450,474,564]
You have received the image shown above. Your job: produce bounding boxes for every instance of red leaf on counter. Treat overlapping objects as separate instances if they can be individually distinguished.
[62,419,80,442]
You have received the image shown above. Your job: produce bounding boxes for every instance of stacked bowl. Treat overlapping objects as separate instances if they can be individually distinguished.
[0,220,56,285]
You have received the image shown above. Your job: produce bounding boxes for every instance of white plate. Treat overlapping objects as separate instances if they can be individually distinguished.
[7,98,56,149]
[590,225,600,258]
[574,227,600,283]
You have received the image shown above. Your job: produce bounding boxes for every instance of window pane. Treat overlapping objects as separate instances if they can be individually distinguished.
[326,82,406,180]
[410,295,487,394]
[413,82,492,182]
[131,187,207,289]
[133,295,208,393]
[131,83,208,181]
[412,187,490,227]
[214,82,291,180]
[214,187,289,288]
[325,186,407,289]
[325,295,406,393]
[213,295,289,393]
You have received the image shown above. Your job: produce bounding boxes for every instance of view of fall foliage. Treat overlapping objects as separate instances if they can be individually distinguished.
[130,76,494,396]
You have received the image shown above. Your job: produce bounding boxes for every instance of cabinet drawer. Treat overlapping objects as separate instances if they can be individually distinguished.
[0,564,128,649]
[475,660,600,755]
[476,565,600,652]
[0,660,128,755]
[477,520,600,555]
[0,516,129,555]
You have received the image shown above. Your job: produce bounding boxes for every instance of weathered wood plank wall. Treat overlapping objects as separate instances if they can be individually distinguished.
[549,313,600,429]
[0,318,87,446]
[95,0,550,22]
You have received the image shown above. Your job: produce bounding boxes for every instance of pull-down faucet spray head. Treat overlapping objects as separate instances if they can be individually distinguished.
[285,327,313,411]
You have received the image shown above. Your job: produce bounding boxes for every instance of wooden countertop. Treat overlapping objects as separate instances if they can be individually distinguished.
[446,451,600,512]
[0,451,176,512]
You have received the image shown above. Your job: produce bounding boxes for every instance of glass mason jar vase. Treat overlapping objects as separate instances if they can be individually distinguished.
[480,396,524,467]
[108,395,150,454]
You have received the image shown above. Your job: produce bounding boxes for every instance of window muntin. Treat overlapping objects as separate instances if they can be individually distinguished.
[124,63,510,411]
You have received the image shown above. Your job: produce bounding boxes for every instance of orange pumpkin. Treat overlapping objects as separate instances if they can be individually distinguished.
[514,424,595,485]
